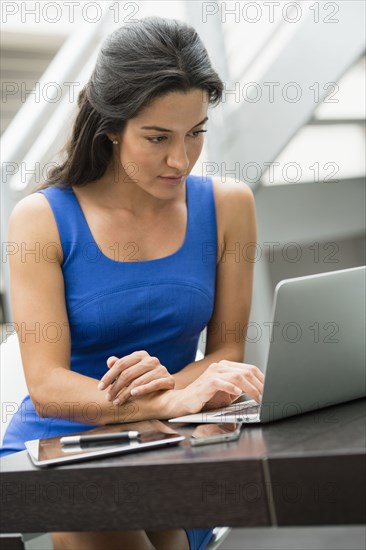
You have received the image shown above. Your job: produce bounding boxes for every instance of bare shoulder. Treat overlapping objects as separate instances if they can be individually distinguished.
[9,191,63,263]
[211,176,255,241]
[10,192,56,235]
[211,176,254,205]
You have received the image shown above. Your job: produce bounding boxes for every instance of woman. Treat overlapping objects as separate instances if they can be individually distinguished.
[2,16,264,550]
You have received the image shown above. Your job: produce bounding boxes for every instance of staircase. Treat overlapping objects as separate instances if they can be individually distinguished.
[187,0,366,367]
[1,33,64,326]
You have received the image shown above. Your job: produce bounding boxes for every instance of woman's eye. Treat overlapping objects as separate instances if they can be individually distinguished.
[192,129,207,138]
[146,136,166,144]
[146,130,207,144]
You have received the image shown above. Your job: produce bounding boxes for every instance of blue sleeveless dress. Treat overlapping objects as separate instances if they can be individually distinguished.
[1,174,217,549]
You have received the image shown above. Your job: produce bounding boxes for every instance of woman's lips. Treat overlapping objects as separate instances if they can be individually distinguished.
[159,175,184,184]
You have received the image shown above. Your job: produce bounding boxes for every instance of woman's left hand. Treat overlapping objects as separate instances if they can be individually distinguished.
[97,350,175,405]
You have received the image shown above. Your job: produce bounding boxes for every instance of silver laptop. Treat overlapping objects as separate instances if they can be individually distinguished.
[169,266,366,424]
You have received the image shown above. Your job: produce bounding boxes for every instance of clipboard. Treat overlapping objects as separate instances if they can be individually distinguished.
[25,419,185,468]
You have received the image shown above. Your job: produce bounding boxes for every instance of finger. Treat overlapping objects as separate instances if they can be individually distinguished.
[123,369,163,391]
[214,371,261,404]
[233,363,265,385]
[248,365,265,384]
[129,373,175,396]
[98,354,140,390]
[199,376,241,397]
[106,358,165,400]
[106,356,119,369]
[218,362,264,395]
[241,368,264,398]
[96,356,119,390]
[109,373,155,405]
[233,375,262,403]
[112,372,174,404]
[129,377,177,397]
[109,357,167,397]
[111,384,133,406]
[99,359,129,389]
[217,360,265,383]
[119,361,161,386]
[106,362,153,401]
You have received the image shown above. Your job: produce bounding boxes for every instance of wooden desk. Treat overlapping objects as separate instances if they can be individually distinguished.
[1,398,365,533]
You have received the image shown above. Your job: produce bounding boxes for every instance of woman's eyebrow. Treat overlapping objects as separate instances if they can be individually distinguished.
[140,117,208,132]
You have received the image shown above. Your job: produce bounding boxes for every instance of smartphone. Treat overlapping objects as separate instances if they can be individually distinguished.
[190,422,242,446]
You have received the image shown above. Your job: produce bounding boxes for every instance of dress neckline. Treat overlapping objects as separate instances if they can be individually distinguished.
[68,177,191,265]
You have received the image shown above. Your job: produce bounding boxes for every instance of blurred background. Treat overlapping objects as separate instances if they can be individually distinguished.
[1,1,365,548]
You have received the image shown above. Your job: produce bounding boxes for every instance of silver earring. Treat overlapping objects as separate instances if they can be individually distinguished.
[113,140,118,145]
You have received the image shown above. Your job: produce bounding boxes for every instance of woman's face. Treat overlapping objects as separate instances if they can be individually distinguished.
[111,88,209,199]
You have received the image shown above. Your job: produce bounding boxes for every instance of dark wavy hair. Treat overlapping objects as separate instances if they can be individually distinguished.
[33,16,224,192]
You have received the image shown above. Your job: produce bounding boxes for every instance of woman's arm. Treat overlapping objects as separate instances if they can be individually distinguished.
[173,177,257,390]
[7,194,170,425]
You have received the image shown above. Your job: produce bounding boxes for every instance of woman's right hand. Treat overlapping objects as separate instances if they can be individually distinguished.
[174,360,265,416]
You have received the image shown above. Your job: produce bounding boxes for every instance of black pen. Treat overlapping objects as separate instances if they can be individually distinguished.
[60,431,140,445]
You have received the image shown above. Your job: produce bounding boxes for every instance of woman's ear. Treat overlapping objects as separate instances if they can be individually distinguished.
[106,133,116,142]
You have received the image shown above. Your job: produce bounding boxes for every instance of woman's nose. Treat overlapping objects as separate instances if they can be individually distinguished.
[166,143,190,172]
